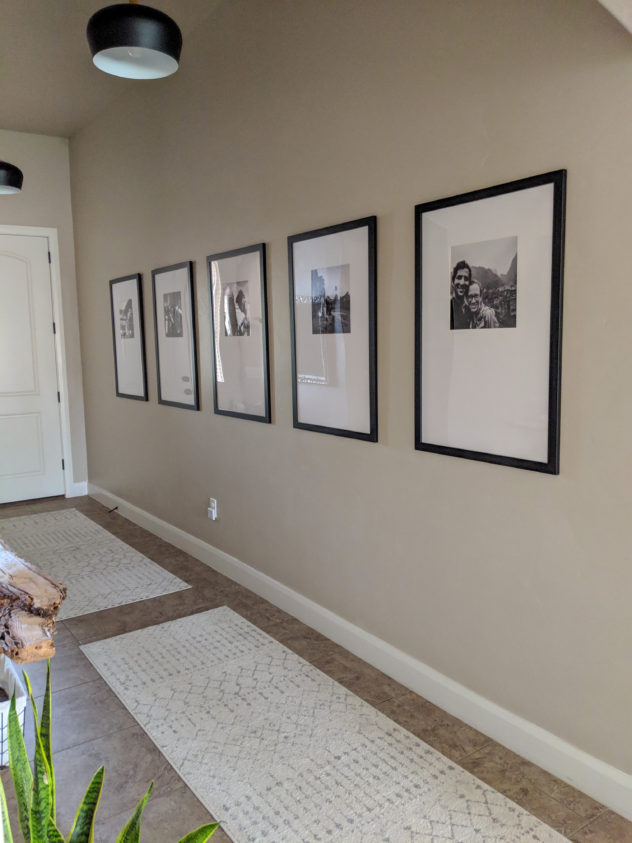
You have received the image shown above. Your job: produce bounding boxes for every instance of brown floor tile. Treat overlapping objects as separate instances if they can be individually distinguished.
[47,677,137,753]
[64,585,226,644]
[50,725,188,834]
[570,811,632,842]
[52,620,80,647]
[502,782,595,838]
[377,689,468,731]
[460,741,607,837]
[310,650,410,706]
[96,783,223,843]
[461,742,607,825]
[376,691,490,762]
[266,617,337,662]
[225,593,295,632]
[20,638,101,697]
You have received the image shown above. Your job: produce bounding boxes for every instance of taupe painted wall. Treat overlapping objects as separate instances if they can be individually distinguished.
[0,129,87,484]
[69,0,632,772]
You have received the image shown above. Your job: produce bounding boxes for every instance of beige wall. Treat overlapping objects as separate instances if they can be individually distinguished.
[0,129,87,485]
[69,0,632,773]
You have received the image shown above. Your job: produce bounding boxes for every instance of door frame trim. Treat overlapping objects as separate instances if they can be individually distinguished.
[0,225,79,498]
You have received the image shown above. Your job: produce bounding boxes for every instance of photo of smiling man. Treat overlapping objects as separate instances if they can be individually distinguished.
[450,260,472,329]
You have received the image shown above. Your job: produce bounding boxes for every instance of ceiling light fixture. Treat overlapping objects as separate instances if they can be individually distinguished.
[87,1,182,80]
[0,162,24,195]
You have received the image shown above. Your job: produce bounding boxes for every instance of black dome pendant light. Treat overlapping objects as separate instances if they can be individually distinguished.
[87,1,182,80]
[0,162,24,195]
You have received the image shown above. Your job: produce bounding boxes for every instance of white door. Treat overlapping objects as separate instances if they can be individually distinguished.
[0,234,65,503]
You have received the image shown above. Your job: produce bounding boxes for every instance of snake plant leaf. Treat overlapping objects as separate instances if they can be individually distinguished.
[22,669,52,843]
[39,661,56,823]
[177,822,220,842]
[115,781,154,843]
[67,766,105,843]
[22,671,38,726]
[46,817,65,843]
[8,692,32,841]
[0,773,14,843]
[29,714,53,843]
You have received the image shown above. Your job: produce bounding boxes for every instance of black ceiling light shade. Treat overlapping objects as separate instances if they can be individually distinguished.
[0,162,24,195]
[87,3,182,79]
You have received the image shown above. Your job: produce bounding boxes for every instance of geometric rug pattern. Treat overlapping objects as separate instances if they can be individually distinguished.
[0,509,189,620]
[81,607,567,842]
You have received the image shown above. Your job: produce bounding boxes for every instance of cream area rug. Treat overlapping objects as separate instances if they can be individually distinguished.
[0,509,189,620]
[81,607,566,842]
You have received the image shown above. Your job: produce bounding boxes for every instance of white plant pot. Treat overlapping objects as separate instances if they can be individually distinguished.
[0,654,27,766]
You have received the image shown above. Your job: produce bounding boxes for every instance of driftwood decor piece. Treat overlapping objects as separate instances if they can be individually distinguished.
[0,539,66,664]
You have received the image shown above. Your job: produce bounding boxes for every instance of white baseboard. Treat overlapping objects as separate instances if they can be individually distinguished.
[88,482,632,821]
[66,481,88,497]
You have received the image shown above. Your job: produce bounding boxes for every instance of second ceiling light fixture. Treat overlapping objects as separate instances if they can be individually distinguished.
[87,1,182,79]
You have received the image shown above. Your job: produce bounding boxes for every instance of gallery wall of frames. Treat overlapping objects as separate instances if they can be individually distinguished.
[108,169,565,475]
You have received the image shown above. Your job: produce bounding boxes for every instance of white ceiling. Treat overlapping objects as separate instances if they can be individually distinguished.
[1,1,630,141]
[598,0,632,32]
[0,0,219,139]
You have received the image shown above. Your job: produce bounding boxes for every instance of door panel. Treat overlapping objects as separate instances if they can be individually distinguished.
[0,258,38,394]
[0,413,43,475]
[0,235,64,503]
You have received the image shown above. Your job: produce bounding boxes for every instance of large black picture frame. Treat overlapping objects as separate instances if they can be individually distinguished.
[151,260,199,411]
[288,216,377,441]
[415,170,566,473]
[109,272,148,401]
[207,243,271,423]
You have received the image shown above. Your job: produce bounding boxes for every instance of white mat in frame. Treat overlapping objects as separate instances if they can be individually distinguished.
[0,509,189,620]
[81,607,566,842]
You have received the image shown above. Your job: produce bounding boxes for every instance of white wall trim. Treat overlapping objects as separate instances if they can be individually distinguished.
[0,225,82,498]
[89,482,632,821]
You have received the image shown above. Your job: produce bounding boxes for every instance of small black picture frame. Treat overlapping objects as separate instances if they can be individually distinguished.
[415,170,566,473]
[207,243,271,423]
[109,273,148,401]
[151,261,199,411]
[288,216,377,441]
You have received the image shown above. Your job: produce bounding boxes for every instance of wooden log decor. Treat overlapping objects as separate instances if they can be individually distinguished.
[0,540,66,664]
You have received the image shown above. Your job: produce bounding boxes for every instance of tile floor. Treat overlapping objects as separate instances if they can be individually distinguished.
[0,495,630,842]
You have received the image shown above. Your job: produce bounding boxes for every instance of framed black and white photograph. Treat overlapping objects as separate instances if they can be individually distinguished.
[288,216,377,441]
[109,273,148,401]
[415,170,566,473]
[207,244,270,422]
[151,261,199,410]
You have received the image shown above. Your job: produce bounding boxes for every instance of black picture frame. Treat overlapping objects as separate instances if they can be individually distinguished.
[207,243,271,423]
[288,216,377,441]
[109,273,148,401]
[151,261,199,411]
[415,170,566,473]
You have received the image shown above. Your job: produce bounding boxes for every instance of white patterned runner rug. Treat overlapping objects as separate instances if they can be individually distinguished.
[81,607,566,842]
[0,509,189,620]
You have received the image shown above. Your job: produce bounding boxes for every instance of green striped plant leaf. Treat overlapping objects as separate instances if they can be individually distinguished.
[0,773,14,843]
[177,822,220,842]
[26,678,52,843]
[67,766,105,843]
[46,817,65,842]
[115,781,154,843]
[8,693,32,841]
[22,672,38,725]
[39,661,56,823]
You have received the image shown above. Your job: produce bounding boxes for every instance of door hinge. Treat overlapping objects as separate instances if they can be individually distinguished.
[52,321,56,334]
[57,391,61,403]
[61,459,65,470]
[48,251,51,264]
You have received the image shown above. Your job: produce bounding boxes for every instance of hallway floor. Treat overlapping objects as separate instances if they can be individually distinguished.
[0,495,630,842]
